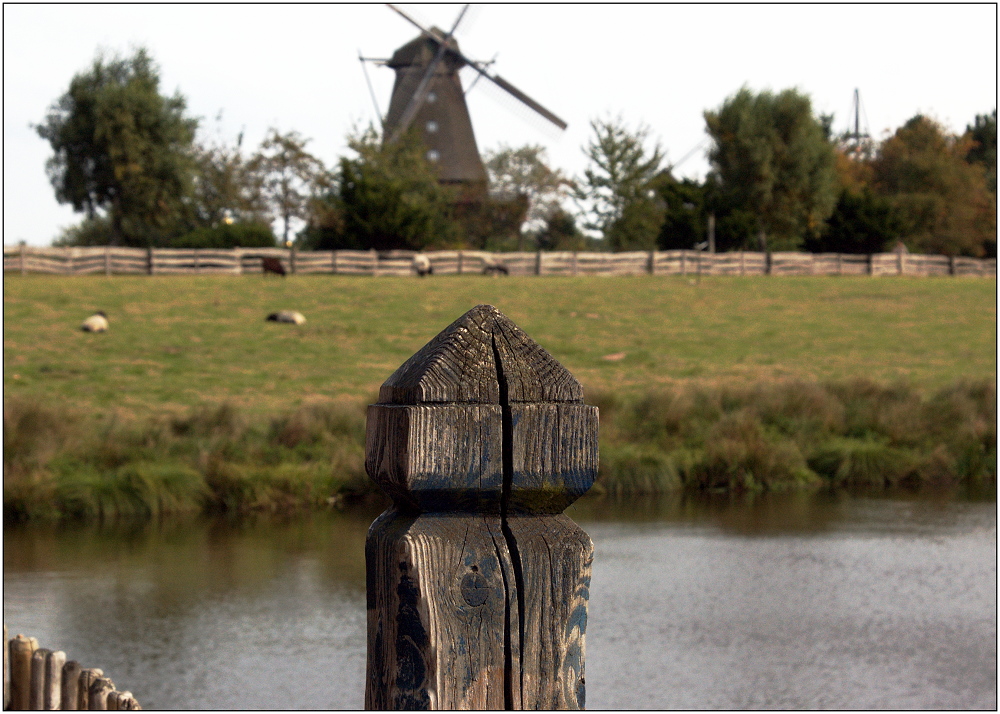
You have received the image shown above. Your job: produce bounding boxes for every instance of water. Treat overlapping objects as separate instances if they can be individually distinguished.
[3,491,996,709]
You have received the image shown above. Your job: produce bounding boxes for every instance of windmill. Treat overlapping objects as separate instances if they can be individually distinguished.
[360,4,567,199]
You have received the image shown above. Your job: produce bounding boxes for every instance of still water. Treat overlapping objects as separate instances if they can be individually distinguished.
[3,490,996,710]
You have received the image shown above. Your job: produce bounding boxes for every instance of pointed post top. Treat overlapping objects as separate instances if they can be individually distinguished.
[378,304,584,405]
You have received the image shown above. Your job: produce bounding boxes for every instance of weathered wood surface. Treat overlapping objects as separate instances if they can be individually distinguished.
[61,660,83,711]
[9,634,38,710]
[3,626,139,711]
[365,304,597,710]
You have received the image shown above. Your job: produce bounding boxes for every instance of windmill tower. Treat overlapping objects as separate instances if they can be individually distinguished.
[364,5,567,202]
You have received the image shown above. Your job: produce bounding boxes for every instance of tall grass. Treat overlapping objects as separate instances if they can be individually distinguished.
[3,400,370,521]
[594,378,996,495]
[4,378,994,520]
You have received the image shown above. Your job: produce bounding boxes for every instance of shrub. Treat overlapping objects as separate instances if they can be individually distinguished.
[172,222,276,249]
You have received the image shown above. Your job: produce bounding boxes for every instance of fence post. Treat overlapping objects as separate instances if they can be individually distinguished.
[573,251,579,276]
[290,246,297,274]
[647,250,655,275]
[9,634,37,710]
[78,668,104,710]
[104,246,111,276]
[535,250,543,275]
[19,244,26,275]
[365,304,597,710]
[332,250,338,275]
[897,250,903,275]
[146,247,154,275]
[457,250,464,275]
[868,253,874,276]
[62,660,82,711]
[370,249,378,276]
[88,676,114,710]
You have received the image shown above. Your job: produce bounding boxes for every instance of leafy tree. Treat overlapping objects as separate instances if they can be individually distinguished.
[532,208,587,251]
[655,174,708,250]
[301,125,459,251]
[965,109,997,194]
[576,116,665,250]
[804,189,903,253]
[35,48,198,246]
[704,87,838,251]
[251,128,326,246]
[172,222,275,249]
[483,144,570,249]
[871,115,996,256]
[190,126,268,229]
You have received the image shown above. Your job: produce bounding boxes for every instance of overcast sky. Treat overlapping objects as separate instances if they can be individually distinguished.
[3,3,997,246]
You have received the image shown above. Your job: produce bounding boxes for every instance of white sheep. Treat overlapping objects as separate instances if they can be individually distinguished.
[266,310,306,325]
[412,254,433,277]
[81,311,109,332]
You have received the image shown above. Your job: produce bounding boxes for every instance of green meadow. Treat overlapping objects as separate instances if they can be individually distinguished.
[4,273,996,518]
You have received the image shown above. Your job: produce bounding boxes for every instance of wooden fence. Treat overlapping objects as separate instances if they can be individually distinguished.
[3,245,995,278]
[3,625,140,710]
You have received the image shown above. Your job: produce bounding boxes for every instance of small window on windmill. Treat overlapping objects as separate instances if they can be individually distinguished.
[426,121,439,133]
[426,92,437,103]
[427,149,440,162]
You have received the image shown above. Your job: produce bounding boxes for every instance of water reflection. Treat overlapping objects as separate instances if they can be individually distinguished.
[3,490,996,709]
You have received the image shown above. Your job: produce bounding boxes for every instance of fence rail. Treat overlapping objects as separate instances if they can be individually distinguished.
[3,245,995,278]
[4,624,140,710]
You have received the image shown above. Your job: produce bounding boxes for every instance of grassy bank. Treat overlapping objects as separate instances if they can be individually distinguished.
[4,379,994,520]
[4,274,995,519]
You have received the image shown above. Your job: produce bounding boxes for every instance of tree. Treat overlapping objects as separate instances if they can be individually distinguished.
[483,144,570,249]
[871,115,996,256]
[655,174,707,250]
[190,123,269,229]
[704,87,838,251]
[965,109,997,194]
[36,48,197,246]
[251,128,326,246]
[301,125,459,251]
[576,116,665,250]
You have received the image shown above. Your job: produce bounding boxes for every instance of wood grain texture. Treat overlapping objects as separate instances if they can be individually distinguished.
[378,305,583,405]
[366,510,516,710]
[507,515,592,710]
[366,305,597,710]
[509,404,599,514]
[366,405,504,513]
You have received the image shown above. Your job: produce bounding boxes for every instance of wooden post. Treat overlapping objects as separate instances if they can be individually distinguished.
[78,668,104,710]
[680,251,686,275]
[104,246,111,276]
[44,650,66,709]
[370,249,378,276]
[290,246,297,274]
[3,624,8,710]
[193,249,200,273]
[62,660,83,710]
[707,213,716,253]
[30,647,49,709]
[647,250,655,275]
[572,251,579,276]
[332,250,338,274]
[868,253,875,276]
[535,250,543,275]
[457,250,464,275]
[88,676,114,710]
[146,247,154,275]
[365,304,597,710]
[10,634,38,710]
[949,254,956,275]
[897,249,903,275]
[837,253,842,275]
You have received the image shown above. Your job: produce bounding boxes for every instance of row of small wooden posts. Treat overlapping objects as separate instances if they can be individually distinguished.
[3,245,996,278]
[3,626,139,710]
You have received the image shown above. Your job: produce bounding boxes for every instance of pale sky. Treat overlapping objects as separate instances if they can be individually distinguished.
[3,3,997,246]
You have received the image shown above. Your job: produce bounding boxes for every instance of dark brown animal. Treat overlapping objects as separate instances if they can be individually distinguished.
[261,257,286,276]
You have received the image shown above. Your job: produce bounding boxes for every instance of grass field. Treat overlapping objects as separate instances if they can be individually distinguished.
[3,273,996,518]
[3,273,995,415]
